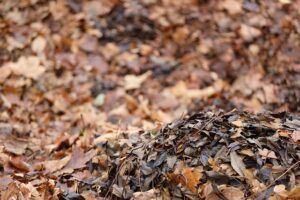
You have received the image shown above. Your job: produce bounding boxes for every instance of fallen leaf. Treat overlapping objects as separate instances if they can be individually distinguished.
[31,36,46,53]
[274,184,288,198]
[93,133,120,145]
[230,151,245,177]
[288,187,300,198]
[171,79,226,99]
[43,155,71,173]
[8,56,45,80]
[168,163,203,193]
[93,93,105,107]
[4,138,28,155]
[83,0,118,18]
[258,148,277,159]
[231,119,243,127]
[0,66,11,83]
[132,189,161,200]
[220,186,245,200]
[64,148,98,170]
[220,0,243,15]
[9,157,31,172]
[291,130,300,142]
[124,71,151,90]
[239,24,262,42]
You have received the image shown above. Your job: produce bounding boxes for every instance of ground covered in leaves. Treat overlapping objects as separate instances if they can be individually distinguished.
[0,0,300,199]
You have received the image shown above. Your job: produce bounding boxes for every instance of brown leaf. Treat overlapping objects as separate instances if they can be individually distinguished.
[220,186,245,200]
[4,138,28,155]
[124,71,151,90]
[230,151,245,177]
[220,0,243,15]
[9,157,31,172]
[239,24,262,42]
[291,130,300,142]
[31,36,47,53]
[258,148,277,159]
[64,148,98,170]
[8,56,45,80]
[133,189,161,200]
[0,66,11,83]
[168,163,203,193]
[43,155,71,173]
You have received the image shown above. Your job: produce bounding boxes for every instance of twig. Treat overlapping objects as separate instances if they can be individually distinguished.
[267,160,300,188]
[259,160,300,194]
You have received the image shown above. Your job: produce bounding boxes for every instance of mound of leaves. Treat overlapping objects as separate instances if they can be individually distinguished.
[100,111,300,199]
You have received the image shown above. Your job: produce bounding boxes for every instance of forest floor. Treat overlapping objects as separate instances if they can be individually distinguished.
[0,0,299,199]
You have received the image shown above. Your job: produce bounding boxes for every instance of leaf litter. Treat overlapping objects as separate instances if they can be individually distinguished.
[0,0,300,199]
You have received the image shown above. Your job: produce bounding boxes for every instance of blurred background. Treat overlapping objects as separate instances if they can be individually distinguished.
[0,0,299,135]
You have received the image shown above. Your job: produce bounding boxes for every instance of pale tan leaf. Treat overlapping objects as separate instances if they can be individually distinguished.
[9,56,45,80]
[31,36,46,53]
[124,71,151,90]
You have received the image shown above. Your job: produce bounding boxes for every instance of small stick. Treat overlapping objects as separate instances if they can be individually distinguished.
[266,160,300,189]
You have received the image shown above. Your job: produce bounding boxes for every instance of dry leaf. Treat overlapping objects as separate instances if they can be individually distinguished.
[239,24,262,42]
[83,0,118,17]
[124,71,151,90]
[93,133,120,145]
[240,149,254,156]
[220,186,245,200]
[0,66,11,83]
[230,151,245,177]
[231,119,243,127]
[171,80,226,99]
[168,163,203,193]
[220,0,243,15]
[43,155,71,173]
[4,138,28,155]
[258,148,277,159]
[288,187,300,198]
[8,56,45,80]
[31,36,46,53]
[64,148,98,170]
[291,131,300,142]
[133,189,161,200]
[9,157,31,172]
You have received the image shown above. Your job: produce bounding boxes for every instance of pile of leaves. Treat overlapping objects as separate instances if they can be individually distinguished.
[99,111,300,199]
[0,0,300,199]
[2,110,299,199]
